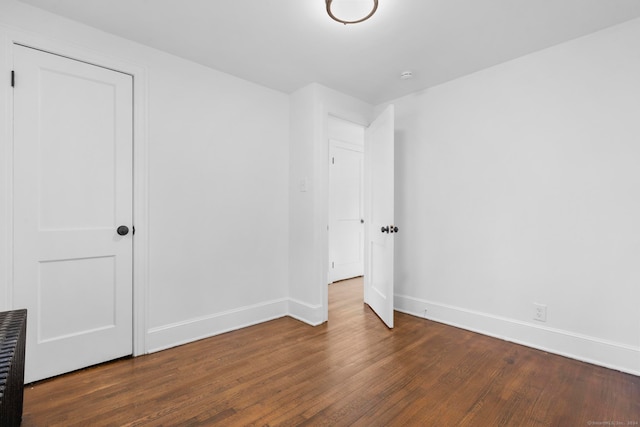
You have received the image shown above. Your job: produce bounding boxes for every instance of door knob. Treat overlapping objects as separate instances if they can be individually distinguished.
[381,226,389,233]
[117,225,129,236]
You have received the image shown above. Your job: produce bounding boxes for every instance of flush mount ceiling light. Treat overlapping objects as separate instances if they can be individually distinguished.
[326,0,379,25]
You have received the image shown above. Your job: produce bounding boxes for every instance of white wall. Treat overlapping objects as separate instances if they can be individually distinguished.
[387,18,640,374]
[288,85,321,322]
[0,0,290,352]
[289,84,372,324]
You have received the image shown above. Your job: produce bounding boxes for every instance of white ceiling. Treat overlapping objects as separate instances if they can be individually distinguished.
[18,0,640,104]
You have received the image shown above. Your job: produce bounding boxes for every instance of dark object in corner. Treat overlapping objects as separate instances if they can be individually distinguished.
[0,309,27,427]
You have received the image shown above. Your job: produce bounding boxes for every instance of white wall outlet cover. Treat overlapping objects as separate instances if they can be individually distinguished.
[534,303,547,322]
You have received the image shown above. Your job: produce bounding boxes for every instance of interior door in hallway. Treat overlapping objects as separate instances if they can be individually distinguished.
[364,105,395,328]
[12,45,134,382]
[329,139,364,282]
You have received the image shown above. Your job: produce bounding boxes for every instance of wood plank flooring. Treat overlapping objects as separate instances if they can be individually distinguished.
[21,277,640,426]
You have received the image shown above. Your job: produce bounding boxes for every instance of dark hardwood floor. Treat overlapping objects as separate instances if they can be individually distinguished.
[22,277,639,426]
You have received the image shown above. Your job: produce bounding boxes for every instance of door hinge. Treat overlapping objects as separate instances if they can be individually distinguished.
[331,157,334,164]
[11,70,14,87]
[331,262,334,268]
[132,225,136,235]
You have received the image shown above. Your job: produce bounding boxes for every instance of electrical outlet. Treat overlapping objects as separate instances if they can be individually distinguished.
[533,303,547,322]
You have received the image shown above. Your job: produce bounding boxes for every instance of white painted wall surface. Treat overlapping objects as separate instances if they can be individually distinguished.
[288,85,321,323]
[0,0,290,352]
[387,18,640,374]
[328,117,365,146]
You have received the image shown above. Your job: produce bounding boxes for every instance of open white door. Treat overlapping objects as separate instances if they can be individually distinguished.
[12,45,133,382]
[364,105,395,328]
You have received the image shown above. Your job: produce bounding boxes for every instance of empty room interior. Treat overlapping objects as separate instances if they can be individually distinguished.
[0,0,639,425]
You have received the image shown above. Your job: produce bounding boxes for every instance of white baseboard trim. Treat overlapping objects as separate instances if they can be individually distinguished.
[288,298,324,326]
[395,294,640,376]
[146,298,289,353]
[145,297,326,354]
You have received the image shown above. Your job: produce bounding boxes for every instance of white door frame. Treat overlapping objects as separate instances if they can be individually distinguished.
[0,29,149,357]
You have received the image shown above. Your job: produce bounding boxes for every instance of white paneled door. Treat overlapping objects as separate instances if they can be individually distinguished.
[329,140,364,282]
[12,45,133,382]
[364,105,395,328]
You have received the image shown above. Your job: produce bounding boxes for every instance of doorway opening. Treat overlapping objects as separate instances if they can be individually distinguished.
[328,116,365,314]
[324,105,395,328]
